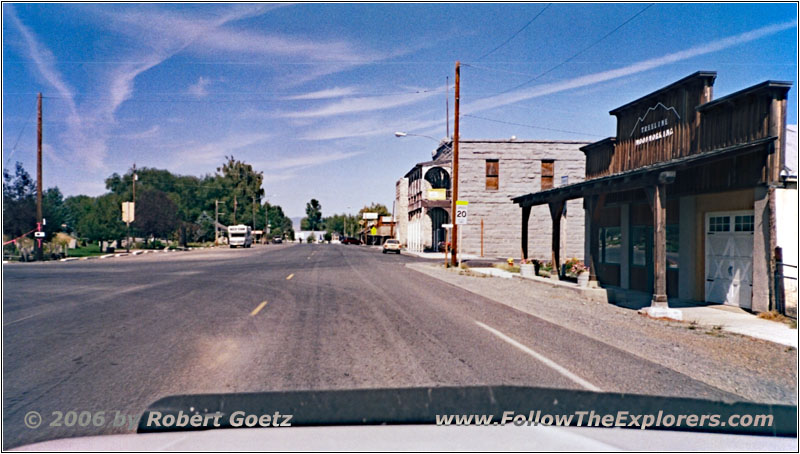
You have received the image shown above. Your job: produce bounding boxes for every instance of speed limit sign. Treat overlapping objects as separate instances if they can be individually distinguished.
[455,200,468,225]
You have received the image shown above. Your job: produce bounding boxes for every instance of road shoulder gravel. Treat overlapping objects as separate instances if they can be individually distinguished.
[406,262,797,405]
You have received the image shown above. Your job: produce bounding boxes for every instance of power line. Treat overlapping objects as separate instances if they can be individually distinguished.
[4,107,36,166]
[463,114,603,138]
[476,4,552,61]
[494,3,654,95]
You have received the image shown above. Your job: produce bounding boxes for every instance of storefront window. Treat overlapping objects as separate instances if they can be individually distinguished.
[666,224,679,269]
[631,226,649,267]
[598,227,621,264]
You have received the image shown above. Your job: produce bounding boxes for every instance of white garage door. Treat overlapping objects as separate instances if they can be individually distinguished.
[705,211,754,309]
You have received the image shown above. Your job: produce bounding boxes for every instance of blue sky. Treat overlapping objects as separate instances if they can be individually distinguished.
[3,3,797,218]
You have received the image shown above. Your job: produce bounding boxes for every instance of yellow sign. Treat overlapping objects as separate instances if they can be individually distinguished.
[427,188,446,200]
[370,227,377,235]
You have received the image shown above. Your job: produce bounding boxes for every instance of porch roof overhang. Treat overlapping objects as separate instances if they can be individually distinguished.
[511,136,777,207]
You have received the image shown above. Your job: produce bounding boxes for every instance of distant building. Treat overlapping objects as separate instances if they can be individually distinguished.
[395,138,588,259]
[513,71,796,315]
[296,230,325,243]
[359,216,396,245]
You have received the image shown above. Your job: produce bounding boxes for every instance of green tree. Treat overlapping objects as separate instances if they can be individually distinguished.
[358,202,391,218]
[64,195,94,239]
[215,156,264,225]
[265,203,294,239]
[135,188,179,243]
[72,193,125,245]
[302,198,322,231]
[323,213,359,236]
[2,162,36,238]
[42,187,66,237]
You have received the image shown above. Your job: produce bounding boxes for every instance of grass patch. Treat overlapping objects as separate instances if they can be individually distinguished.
[66,244,105,258]
[705,325,725,337]
[493,263,520,273]
[757,310,798,329]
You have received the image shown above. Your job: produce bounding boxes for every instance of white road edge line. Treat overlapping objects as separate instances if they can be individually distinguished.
[475,321,602,392]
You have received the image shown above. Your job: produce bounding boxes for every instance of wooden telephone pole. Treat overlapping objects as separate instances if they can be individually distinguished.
[450,62,460,266]
[35,93,43,261]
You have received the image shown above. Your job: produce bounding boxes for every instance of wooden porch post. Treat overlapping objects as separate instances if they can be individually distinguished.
[649,179,669,307]
[548,200,565,278]
[588,194,606,284]
[521,205,531,260]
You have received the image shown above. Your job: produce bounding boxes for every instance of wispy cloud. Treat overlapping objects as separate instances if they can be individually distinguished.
[9,5,275,172]
[170,133,273,172]
[299,115,444,141]
[254,149,365,184]
[463,20,797,116]
[187,77,212,98]
[261,150,364,170]
[284,86,359,100]
[116,125,161,140]
[6,7,80,122]
[283,89,442,119]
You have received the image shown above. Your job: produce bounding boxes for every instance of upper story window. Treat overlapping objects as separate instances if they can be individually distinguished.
[541,160,554,190]
[485,159,499,190]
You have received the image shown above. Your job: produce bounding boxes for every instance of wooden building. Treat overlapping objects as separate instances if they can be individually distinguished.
[512,71,794,315]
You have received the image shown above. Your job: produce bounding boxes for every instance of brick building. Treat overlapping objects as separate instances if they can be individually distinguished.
[396,138,588,260]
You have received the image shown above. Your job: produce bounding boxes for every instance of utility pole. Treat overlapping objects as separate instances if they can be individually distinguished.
[215,200,225,245]
[252,195,256,230]
[126,163,137,253]
[450,62,460,266]
[132,163,137,204]
[233,195,237,224]
[35,93,43,261]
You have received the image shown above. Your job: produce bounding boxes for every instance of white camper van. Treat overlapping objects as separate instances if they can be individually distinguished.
[228,225,253,248]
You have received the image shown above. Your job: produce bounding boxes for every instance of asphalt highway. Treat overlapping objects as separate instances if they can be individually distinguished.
[3,244,747,448]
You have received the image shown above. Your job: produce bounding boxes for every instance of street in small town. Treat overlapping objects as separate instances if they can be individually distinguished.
[3,243,796,448]
[2,3,798,451]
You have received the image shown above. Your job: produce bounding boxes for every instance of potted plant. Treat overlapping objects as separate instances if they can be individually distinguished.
[519,258,535,277]
[568,261,590,287]
[538,260,553,277]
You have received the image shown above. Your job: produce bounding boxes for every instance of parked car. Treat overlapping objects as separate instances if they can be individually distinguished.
[272,236,283,244]
[342,237,361,245]
[382,239,401,254]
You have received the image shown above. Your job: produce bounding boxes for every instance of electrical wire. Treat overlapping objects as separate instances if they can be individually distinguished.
[476,4,552,61]
[463,114,603,137]
[493,3,654,95]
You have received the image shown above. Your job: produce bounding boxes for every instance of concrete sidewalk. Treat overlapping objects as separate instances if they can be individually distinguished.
[401,250,485,261]
[679,305,797,348]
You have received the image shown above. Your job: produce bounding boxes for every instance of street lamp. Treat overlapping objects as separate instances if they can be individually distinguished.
[394,131,444,142]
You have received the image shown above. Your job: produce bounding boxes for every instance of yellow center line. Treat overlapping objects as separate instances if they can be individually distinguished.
[286,273,294,280]
[250,301,268,316]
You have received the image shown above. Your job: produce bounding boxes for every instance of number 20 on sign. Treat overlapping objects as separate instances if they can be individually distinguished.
[455,200,468,225]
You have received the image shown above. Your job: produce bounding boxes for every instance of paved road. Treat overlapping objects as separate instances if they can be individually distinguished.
[3,244,744,448]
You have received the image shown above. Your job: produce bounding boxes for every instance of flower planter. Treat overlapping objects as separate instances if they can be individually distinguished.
[520,263,535,278]
[577,271,590,288]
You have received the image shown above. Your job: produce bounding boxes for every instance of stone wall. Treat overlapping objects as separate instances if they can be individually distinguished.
[454,140,588,260]
[395,177,409,246]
